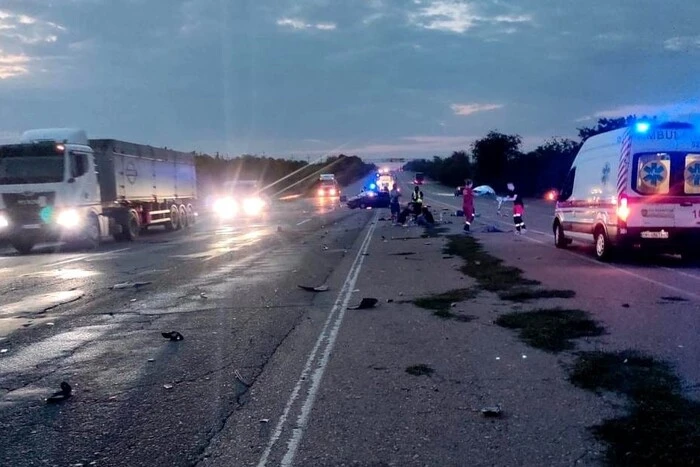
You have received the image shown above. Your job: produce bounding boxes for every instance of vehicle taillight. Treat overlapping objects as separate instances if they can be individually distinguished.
[617,195,630,222]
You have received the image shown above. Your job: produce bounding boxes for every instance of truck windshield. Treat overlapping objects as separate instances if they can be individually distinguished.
[0,146,65,184]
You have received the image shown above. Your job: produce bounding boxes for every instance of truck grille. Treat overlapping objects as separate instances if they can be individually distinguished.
[2,192,55,224]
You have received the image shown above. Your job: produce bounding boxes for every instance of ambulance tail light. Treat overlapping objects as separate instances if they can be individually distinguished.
[617,195,630,223]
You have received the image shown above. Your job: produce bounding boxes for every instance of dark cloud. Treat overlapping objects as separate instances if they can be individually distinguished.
[0,0,699,157]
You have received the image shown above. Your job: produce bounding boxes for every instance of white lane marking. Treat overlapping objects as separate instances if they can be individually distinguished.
[257,213,378,467]
[296,218,311,226]
[425,194,700,300]
[47,247,132,267]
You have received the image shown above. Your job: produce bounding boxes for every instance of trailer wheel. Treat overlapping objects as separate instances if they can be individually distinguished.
[179,205,189,228]
[165,205,179,231]
[186,204,195,226]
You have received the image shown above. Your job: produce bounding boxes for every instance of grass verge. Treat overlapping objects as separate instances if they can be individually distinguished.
[495,308,604,352]
[406,364,434,377]
[570,351,700,466]
[413,289,478,321]
[444,235,540,292]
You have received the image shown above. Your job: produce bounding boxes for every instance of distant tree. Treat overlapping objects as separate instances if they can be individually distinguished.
[575,115,660,142]
[472,131,522,188]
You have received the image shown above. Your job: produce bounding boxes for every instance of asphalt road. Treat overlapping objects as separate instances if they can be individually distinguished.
[414,174,700,398]
[0,180,376,467]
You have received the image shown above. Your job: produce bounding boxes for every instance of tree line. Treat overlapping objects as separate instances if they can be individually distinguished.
[403,116,638,197]
[195,153,375,197]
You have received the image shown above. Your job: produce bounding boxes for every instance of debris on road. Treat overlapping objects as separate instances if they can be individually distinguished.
[111,281,152,290]
[405,364,434,377]
[442,256,454,259]
[163,384,174,390]
[387,299,394,303]
[46,382,72,404]
[481,405,502,417]
[484,225,506,233]
[200,292,208,299]
[298,284,329,292]
[46,322,55,326]
[130,298,137,302]
[147,358,155,362]
[0,348,8,354]
[622,303,630,308]
[234,369,251,387]
[161,331,184,341]
[260,418,270,423]
[348,298,378,310]
[390,251,416,256]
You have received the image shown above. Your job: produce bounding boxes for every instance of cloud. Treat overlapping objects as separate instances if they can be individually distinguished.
[0,9,65,45]
[579,100,700,121]
[409,1,533,34]
[451,103,504,116]
[664,36,700,51]
[0,50,30,79]
[277,17,337,31]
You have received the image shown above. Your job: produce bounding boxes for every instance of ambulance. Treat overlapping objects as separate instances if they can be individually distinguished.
[553,121,700,261]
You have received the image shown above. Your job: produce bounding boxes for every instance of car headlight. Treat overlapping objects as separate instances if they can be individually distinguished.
[318,188,325,196]
[213,197,238,218]
[0,214,8,229]
[243,197,265,215]
[56,209,81,228]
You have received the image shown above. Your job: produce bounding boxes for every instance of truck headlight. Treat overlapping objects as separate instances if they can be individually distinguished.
[0,214,8,229]
[213,197,238,218]
[243,197,265,215]
[56,209,81,228]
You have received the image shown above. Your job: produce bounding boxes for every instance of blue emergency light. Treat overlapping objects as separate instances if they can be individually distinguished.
[634,121,651,133]
[369,183,376,189]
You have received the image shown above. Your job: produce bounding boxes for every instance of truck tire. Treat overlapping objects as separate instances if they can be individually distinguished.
[11,238,35,255]
[115,210,140,241]
[186,204,195,226]
[165,205,179,231]
[179,205,189,228]
[83,215,101,250]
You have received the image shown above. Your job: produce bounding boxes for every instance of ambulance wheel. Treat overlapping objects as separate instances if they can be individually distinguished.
[594,228,612,261]
[554,223,568,249]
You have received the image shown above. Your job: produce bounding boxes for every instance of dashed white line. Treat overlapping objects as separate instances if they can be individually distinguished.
[296,218,312,226]
[257,213,378,467]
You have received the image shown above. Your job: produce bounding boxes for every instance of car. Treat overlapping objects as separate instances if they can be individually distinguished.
[346,190,390,209]
[210,180,269,220]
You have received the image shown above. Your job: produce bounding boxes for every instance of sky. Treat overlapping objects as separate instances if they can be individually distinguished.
[1,0,700,160]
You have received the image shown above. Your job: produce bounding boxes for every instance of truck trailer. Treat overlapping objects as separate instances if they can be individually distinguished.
[0,128,197,254]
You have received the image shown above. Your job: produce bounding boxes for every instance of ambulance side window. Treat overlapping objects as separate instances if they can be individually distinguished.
[559,167,575,201]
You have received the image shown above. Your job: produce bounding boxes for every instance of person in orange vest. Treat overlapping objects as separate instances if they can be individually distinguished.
[462,179,475,232]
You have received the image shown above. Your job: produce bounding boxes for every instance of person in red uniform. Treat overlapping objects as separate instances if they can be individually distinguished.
[462,179,475,232]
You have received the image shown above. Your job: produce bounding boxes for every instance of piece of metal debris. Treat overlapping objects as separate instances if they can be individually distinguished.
[348,298,378,310]
[298,284,329,292]
[162,331,184,341]
[111,281,152,290]
[46,382,72,404]
[163,384,174,390]
[235,369,251,387]
[480,405,502,417]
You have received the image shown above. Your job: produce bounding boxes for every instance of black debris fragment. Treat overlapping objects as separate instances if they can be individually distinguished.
[162,331,184,341]
[348,298,379,310]
[481,405,502,417]
[46,382,72,404]
[298,284,329,292]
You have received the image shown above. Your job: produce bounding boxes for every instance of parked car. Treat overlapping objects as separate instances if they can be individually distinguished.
[346,190,390,209]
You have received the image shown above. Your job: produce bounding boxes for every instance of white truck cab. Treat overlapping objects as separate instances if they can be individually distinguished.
[0,128,103,253]
[553,121,700,261]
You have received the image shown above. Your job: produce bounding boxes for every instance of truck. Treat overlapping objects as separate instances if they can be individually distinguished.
[0,128,197,254]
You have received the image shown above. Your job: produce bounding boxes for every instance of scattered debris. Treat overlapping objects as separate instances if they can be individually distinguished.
[348,298,378,310]
[406,364,434,377]
[46,322,55,326]
[260,418,270,423]
[622,303,630,308]
[130,298,137,302]
[390,251,416,256]
[481,405,502,417]
[0,348,8,354]
[200,292,208,299]
[660,296,688,302]
[161,331,184,341]
[387,299,394,303]
[424,242,432,245]
[298,284,329,292]
[111,281,152,290]
[442,255,454,259]
[147,358,155,362]
[163,384,174,390]
[234,369,251,387]
[484,225,505,233]
[46,382,72,404]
